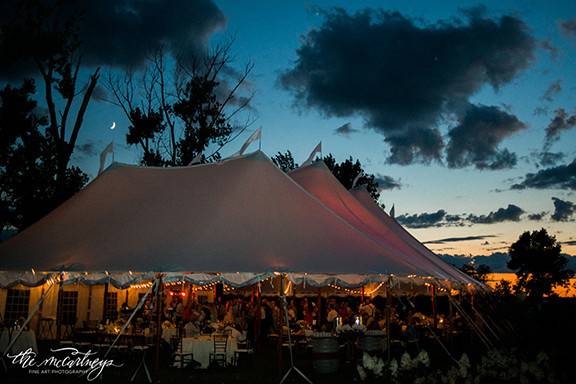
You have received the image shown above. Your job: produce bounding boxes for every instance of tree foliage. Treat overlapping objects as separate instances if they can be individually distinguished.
[0,81,87,232]
[108,43,254,166]
[459,262,491,283]
[0,1,97,232]
[323,154,380,201]
[508,228,573,300]
[271,151,381,201]
[271,150,299,173]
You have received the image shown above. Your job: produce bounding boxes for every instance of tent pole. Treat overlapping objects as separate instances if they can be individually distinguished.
[278,273,313,384]
[154,274,163,382]
[56,273,64,341]
[432,284,437,329]
[385,279,391,362]
[86,285,93,323]
[277,276,283,375]
[102,281,155,359]
[256,282,262,352]
[102,278,109,322]
[36,284,45,335]
[2,277,57,358]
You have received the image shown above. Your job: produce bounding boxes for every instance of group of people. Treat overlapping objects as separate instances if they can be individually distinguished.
[117,290,461,346]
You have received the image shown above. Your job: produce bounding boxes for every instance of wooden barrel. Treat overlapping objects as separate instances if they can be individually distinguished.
[311,333,340,374]
[360,330,386,353]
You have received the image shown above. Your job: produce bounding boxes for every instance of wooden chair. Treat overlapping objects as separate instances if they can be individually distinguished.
[171,335,193,368]
[209,334,229,367]
[234,339,254,367]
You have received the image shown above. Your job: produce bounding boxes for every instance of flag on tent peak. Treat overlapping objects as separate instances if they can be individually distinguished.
[302,142,322,167]
[189,152,203,165]
[234,127,262,157]
[352,171,364,189]
[98,141,114,175]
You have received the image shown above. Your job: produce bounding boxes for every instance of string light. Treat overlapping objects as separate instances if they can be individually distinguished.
[364,282,385,296]
[328,283,361,295]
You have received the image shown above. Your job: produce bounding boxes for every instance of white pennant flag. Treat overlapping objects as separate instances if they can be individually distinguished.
[389,204,395,218]
[234,127,262,157]
[301,141,322,167]
[189,152,203,165]
[351,171,364,189]
[98,141,114,175]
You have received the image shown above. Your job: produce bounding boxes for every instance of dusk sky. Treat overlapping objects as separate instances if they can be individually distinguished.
[12,0,575,257]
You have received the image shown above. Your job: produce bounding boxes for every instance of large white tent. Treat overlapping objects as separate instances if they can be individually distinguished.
[0,150,483,346]
[0,151,427,276]
[289,161,476,286]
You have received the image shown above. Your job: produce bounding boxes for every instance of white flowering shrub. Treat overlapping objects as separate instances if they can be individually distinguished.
[355,348,559,384]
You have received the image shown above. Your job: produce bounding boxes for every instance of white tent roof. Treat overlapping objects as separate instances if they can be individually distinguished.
[289,161,477,285]
[350,187,479,286]
[0,151,418,275]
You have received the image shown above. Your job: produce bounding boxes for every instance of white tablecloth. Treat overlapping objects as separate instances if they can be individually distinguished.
[0,330,38,354]
[181,335,237,369]
[161,327,178,343]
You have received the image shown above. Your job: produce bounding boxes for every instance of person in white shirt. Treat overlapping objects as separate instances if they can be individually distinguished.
[327,304,339,323]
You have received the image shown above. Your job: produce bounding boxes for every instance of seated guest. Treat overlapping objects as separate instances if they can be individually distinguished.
[360,298,376,319]
[326,304,339,329]
[184,321,200,336]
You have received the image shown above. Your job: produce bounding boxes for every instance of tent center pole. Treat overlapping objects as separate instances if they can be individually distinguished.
[56,273,64,341]
[154,274,163,382]
[278,273,313,384]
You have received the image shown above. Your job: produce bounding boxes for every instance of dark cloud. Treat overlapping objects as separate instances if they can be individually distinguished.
[467,204,524,224]
[424,235,497,244]
[440,253,512,272]
[76,142,97,157]
[445,214,464,222]
[396,210,446,228]
[540,39,558,60]
[0,0,226,77]
[541,80,562,102]
[562,240,576,246]
[527,211,548,221]
[538,151,565,167]
[280,8,534,165]
[397,204,525,228]
[551,197,576,222]
[559,18,576,37]
[334,122,357,137]
[512,159,576,190]
[544,108,576,148]
[91,85,109,102]
[446,104,525,169]
[374,174,401,190]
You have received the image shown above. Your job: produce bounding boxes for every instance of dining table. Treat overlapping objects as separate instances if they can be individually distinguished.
[179,334,238,369]
[0,329,38,354]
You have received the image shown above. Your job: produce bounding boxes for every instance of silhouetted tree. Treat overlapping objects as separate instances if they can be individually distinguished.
[493,279,513,297]
[271,151,381,201]
[508,229,573,300]
[107,43,254,166]
[272,150,299,172]
[0,81,87,232]
[0,1,98,231]
[460,262,491,283]
[323,154,380,201]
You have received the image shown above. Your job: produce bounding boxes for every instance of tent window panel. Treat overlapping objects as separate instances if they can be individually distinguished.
[4,289,30,325]
[57,291,78,325]
[105,292,118,320]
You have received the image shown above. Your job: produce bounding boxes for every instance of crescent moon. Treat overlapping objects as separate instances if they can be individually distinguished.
[110,122,116,130]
